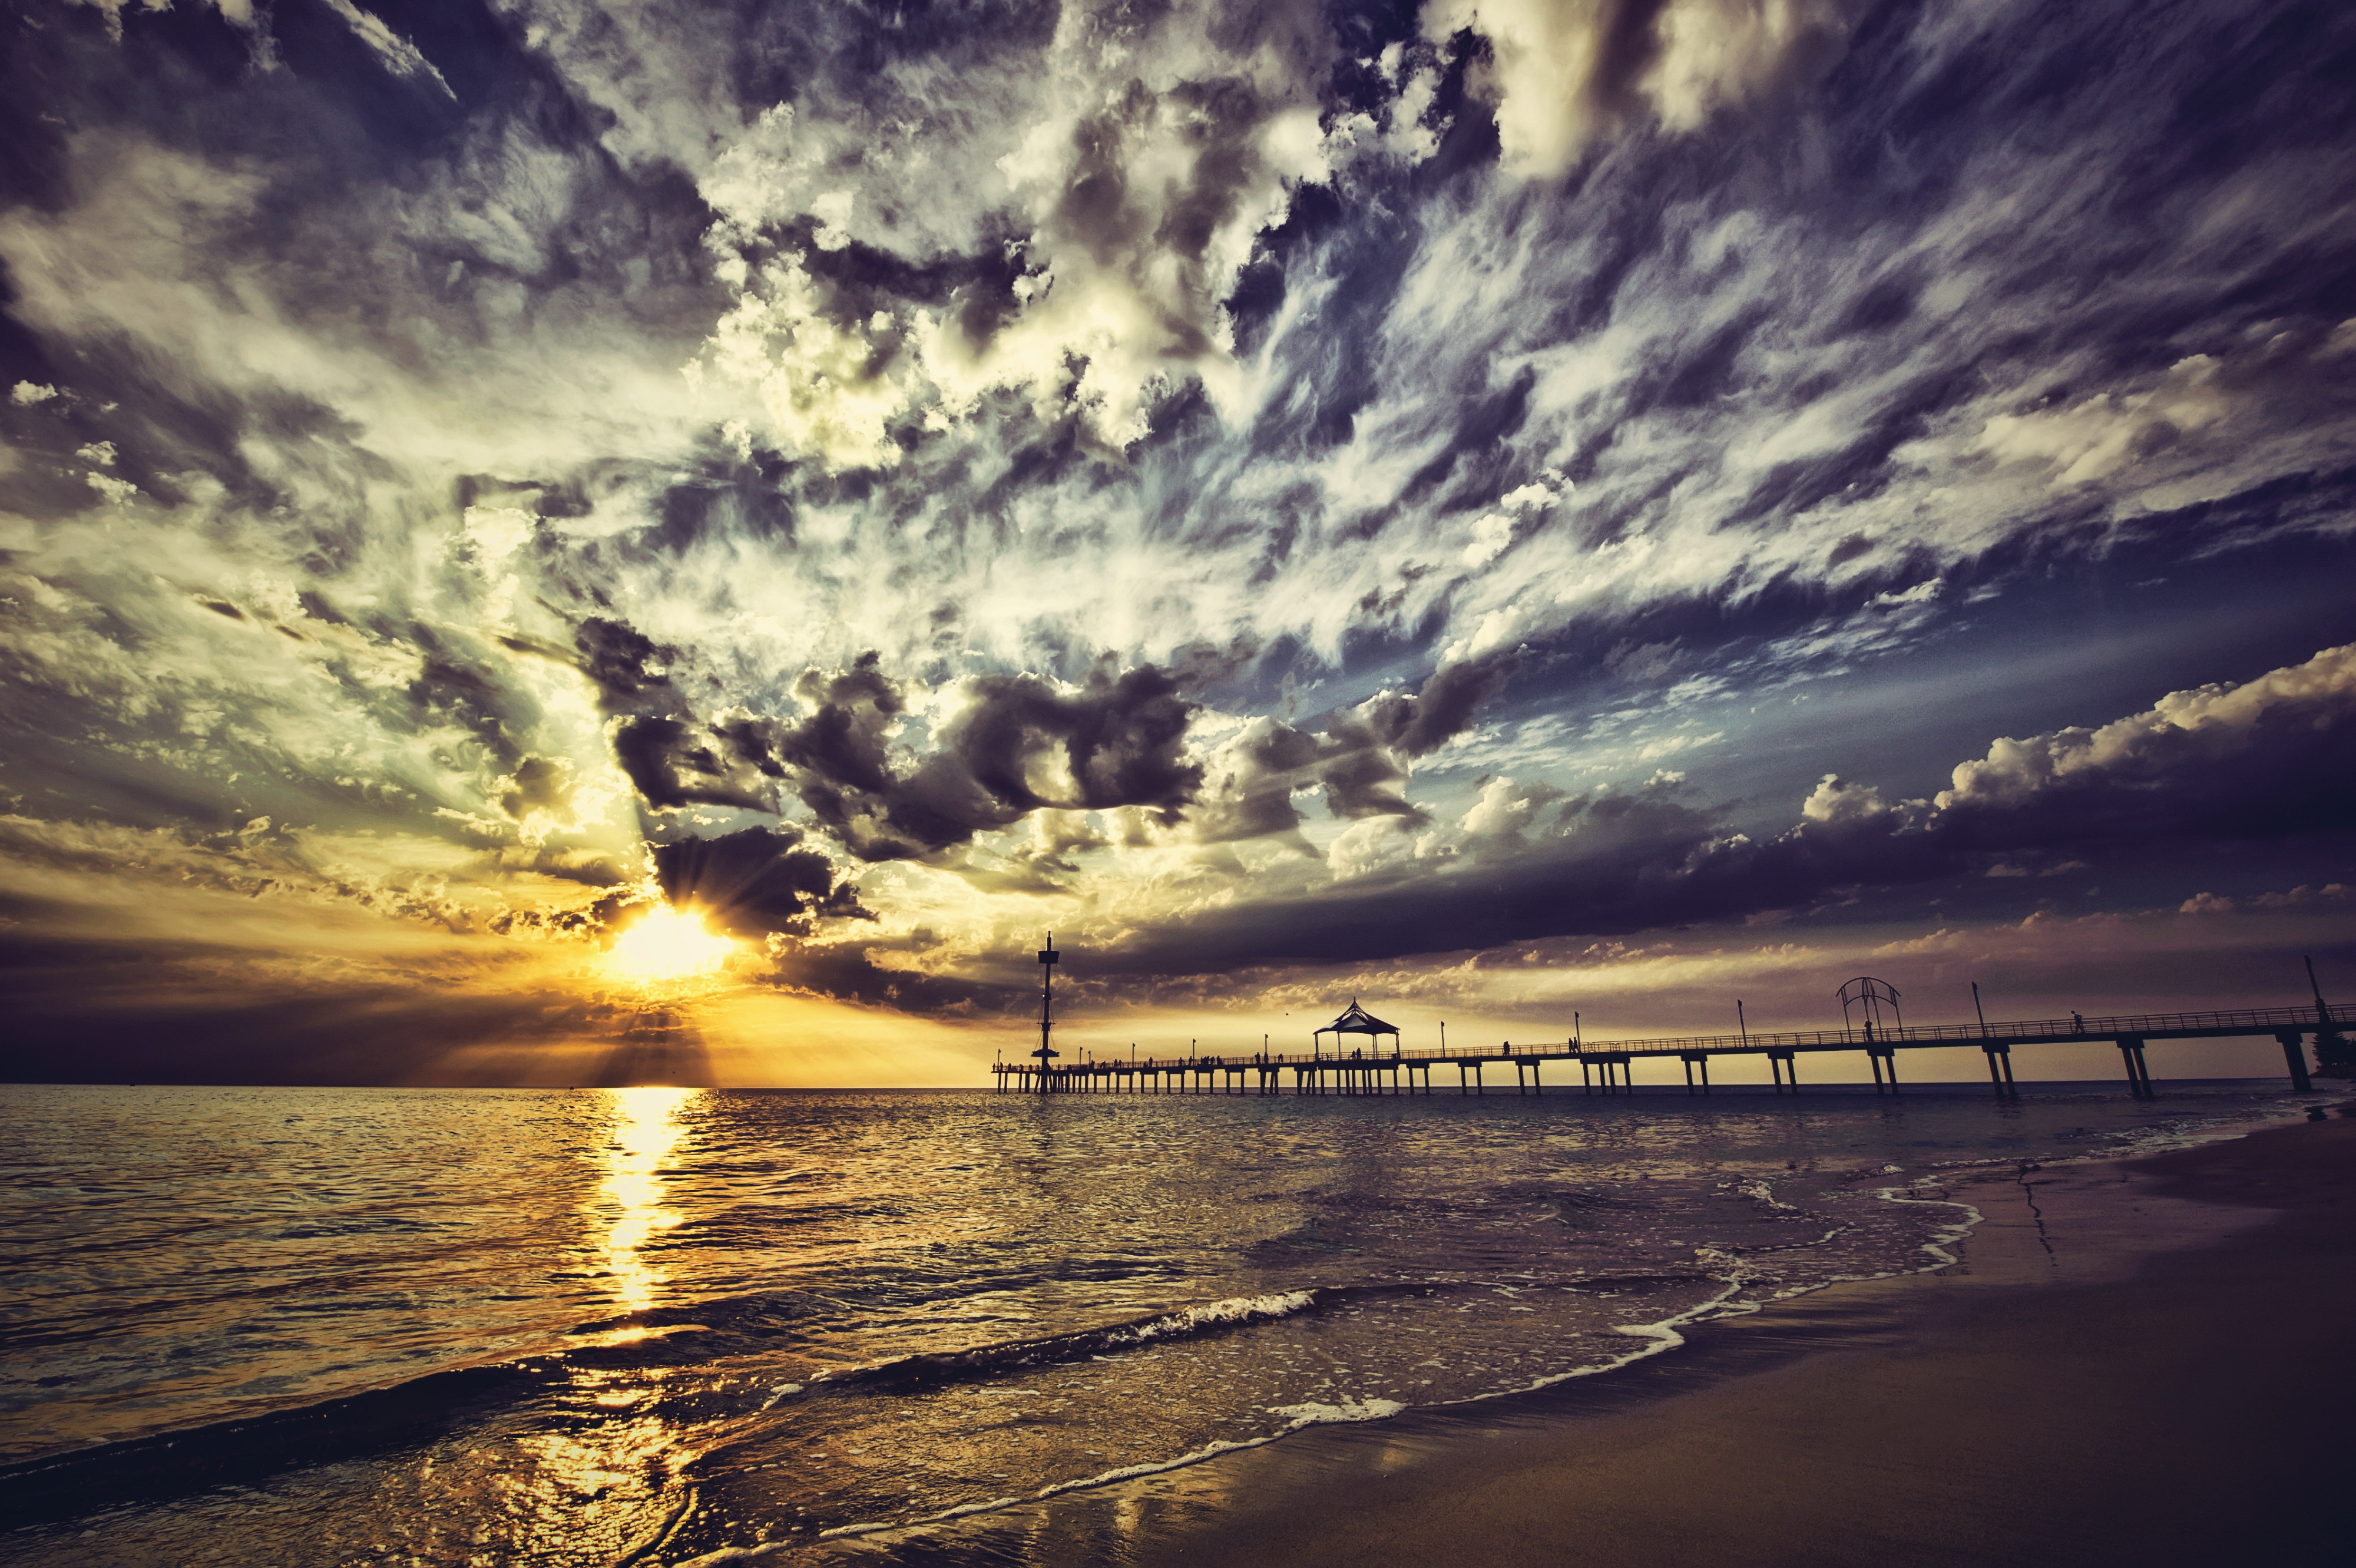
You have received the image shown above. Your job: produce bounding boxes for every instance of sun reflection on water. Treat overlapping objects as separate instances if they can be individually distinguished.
[594,1086,697,1339]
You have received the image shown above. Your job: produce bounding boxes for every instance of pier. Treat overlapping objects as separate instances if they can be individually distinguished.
[990,1001,2353,1099]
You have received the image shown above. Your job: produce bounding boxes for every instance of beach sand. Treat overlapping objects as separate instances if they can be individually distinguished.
[802,1109,2356,1568]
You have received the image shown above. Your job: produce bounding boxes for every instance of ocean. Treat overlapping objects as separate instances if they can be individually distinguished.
[0,1080,2324,1564]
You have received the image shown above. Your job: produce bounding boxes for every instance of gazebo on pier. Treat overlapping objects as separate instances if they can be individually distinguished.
[1315,999,1402,1059]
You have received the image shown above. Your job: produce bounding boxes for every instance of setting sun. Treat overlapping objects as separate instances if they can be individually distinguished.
[605,907,739,985]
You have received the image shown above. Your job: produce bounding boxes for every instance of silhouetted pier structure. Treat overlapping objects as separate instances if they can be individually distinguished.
[991,1002,2352,1099]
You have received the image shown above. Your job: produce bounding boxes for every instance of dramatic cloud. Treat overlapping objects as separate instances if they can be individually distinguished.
[1097,643,2356,971]
[647,826,869,937]
[1932,641,2356,843]
[3,0,2352,1080]
[1428,0,1850,177]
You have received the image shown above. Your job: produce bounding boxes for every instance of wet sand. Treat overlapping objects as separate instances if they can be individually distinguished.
[798,1110,2356,1568]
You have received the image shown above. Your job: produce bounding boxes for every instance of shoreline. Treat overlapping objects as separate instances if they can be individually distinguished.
[747,1104,2356,1567]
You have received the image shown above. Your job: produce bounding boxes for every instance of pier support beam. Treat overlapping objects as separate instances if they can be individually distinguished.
[2118,1036,2155,1099]
[1983,1043,2019,1099]
[1679,1052,1712,1094]
[2276,1030,2313,1094]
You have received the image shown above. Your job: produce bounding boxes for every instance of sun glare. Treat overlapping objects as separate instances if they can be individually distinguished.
[606,907,738,985]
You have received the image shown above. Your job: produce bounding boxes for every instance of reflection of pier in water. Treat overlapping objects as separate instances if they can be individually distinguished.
[992,1002,2353,1100]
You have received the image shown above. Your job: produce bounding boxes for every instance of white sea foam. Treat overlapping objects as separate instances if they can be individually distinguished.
[793,1393,1415,1550]
[803,1289,1322,1391]
[1267,1397,1409,1425]
[1108,1289,1319,1345]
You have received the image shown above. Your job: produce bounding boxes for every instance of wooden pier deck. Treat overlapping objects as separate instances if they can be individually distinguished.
[990,1003,2352,1099]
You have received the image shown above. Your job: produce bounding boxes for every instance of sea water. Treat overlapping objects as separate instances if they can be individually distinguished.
[0,1080,2324,1564]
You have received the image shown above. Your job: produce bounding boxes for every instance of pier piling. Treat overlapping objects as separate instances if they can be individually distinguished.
[2117,1036,2155,1099]
[2276,1030,2312,1093]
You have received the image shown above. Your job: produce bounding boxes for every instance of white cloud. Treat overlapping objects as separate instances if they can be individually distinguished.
[685,2,1339,460]
[1937,643,2356,811]
[1427,0,1849,178]
[319,0,456,98]
[1801,773,1890,823]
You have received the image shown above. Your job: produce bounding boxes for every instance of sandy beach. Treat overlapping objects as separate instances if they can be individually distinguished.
[799,1109,2356,1568]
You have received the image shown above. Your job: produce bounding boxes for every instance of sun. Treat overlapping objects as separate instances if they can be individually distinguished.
[606,906,739,985]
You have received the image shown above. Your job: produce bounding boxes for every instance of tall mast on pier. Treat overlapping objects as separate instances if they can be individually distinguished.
[1033,933,1060,1093]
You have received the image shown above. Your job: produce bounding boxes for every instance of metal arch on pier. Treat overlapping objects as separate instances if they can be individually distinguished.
[988,1001,2354,1099]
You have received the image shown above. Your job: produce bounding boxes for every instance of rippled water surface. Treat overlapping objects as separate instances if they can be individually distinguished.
[0,1081,2318,1563]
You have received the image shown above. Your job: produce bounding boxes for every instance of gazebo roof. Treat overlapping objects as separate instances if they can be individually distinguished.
[1319,999,1399,1035]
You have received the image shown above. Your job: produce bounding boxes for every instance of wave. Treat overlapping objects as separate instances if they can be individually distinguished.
[0,1360,552,1531]
[799,1398,1412,1550]
[0,1251,1878,1538]
[785,1272,1728,1402]
[802,1289,1326,1394]
[679,1194,2013,1562]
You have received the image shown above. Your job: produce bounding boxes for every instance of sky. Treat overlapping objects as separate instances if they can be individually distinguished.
[1,0,2352,1087]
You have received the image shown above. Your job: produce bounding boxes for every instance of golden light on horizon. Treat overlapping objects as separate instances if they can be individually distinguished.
[605,906,738,985]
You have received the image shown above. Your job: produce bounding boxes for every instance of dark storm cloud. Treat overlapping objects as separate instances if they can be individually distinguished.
[762,938,1011,1016]
[600,648,1210,860]
[574,617,683,714]
[1365,656,1520,758]
[611,714,779,813]
[653,650,1521,859]
[951,666,1200,816]
[1316,656,1520,819]
[497,755,574,819]
[1103,644,2356,972]
[1187,659,1520,838]
[0,931,625,1087]
[730,659,1205,860]
[774,654,902,796]
[647,825,869,937]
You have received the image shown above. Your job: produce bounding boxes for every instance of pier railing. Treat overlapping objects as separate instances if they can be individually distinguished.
[1536,1003,2355,1058]
[1018,1003,2351,1073]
